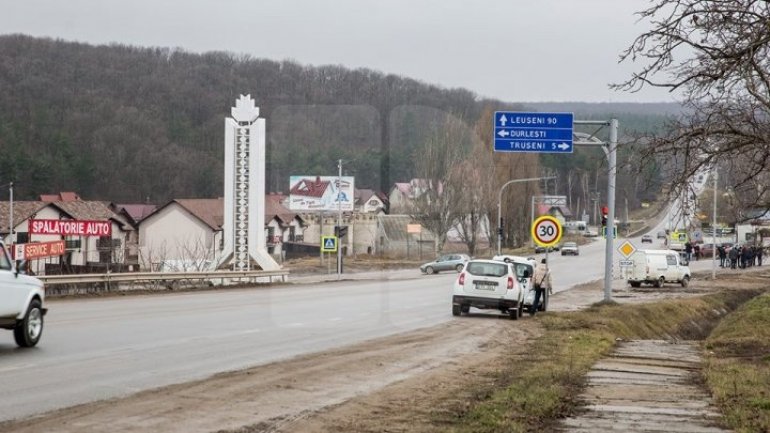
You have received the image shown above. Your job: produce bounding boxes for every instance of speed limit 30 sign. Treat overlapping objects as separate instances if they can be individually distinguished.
[531,215,563,247]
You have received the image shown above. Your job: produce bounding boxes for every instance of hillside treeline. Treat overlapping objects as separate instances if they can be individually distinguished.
[0,34,672,223]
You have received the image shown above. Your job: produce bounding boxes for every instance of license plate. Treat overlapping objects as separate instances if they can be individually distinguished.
[474,281,497,290]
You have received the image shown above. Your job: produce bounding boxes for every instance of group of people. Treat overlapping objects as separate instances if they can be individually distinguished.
[717,244,764,269]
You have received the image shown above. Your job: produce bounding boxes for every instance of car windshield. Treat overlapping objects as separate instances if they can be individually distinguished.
[564,242,577,247]
[465,262,507,277]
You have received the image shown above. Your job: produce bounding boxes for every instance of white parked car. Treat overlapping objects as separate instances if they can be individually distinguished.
[0,242,47,347]
[452,259,532,320]
[626,249,691,288]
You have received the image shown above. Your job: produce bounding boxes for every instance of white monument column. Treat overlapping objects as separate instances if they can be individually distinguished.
[220,94,280,271]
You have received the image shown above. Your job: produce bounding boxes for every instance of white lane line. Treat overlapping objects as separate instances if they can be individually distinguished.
[328,317,343,322]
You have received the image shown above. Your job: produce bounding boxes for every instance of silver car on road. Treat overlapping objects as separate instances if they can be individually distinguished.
[420,254,470,274]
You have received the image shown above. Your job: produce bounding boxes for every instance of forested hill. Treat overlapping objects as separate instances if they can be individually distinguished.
[0,34,674,203]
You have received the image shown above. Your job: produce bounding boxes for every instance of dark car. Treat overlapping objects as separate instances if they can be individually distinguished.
[534,244,560,253]
[641,235,653,243]
[420,254,470,274]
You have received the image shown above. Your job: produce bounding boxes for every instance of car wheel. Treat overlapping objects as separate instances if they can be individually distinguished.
[460,304,470,314]
[630,281,641,288]
[13,299,44,348]
[654,276,664,288]
[561,252,565,256]
[455,264,464,272]
[426,266,435,275]
[452,305,461,316]
[509,306,519,320]
[681,276,690,288]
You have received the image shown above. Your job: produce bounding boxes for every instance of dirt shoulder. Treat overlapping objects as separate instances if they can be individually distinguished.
[3,269,765,433]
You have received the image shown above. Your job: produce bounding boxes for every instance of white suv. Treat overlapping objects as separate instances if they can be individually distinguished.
[452,259,532,320]
[0,242,47,347]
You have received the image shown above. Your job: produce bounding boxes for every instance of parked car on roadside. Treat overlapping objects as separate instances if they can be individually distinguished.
[657,231,667,239]
[560,242,579,256]
[0,241,47,347]
[534,244,560,253]
[420,254,470,274]
[452,259,530,320]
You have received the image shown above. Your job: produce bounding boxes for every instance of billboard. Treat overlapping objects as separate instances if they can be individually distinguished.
[28,219,112,237]
[13,241,66,260]
[288,176,355,211]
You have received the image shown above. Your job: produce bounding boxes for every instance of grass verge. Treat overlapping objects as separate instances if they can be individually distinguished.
[704,292,770,433]
[445,289,762,433]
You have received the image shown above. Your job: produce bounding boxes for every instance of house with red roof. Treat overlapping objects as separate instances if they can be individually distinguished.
[0,195,133,274]
[137,196,306,270]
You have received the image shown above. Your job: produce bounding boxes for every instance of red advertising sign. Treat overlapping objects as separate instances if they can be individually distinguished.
[12,241,67,260]
[28,219,112,237]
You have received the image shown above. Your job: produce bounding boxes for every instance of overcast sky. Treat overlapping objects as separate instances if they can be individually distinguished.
[0,0,677,103]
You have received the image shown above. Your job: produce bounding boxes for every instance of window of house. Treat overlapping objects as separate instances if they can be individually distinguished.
[65,236,81,250]
[15,232,29,244]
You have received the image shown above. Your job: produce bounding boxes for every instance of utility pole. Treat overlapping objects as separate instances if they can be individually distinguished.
[337,159,343,280]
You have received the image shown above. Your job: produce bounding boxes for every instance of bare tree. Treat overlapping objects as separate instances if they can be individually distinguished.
[453,137,496,256]
[616,0,770,214]
[410,114,469,254]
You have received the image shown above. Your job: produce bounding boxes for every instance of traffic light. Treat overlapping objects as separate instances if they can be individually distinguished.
[334,225,348,238]
[601,215,608,227]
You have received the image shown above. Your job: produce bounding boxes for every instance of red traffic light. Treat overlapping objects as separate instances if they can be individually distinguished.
[601,205,609,215]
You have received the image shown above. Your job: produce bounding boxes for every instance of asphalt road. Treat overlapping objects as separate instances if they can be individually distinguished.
[0,203,714,423]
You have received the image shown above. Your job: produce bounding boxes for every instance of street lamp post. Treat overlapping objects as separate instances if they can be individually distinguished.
[712,169,718,279]
[497,176,555,256]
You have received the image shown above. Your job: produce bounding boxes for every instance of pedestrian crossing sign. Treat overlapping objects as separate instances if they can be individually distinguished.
[321,235,338,252]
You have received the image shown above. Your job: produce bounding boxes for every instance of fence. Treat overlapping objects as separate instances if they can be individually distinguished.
[39,269,290,296]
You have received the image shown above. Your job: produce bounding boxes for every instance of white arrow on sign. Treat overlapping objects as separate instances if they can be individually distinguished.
[499,114,508,126]
[497,130,510,138]
[557,142,570,150]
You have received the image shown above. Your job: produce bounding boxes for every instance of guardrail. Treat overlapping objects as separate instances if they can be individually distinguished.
[39,269,290,289]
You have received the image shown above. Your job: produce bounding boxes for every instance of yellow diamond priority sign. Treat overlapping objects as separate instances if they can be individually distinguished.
[618,240,636,259]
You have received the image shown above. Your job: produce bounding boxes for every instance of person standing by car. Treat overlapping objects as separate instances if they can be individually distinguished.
[684,242,693,262]
[718,245,727,267]
[531,258,551,316]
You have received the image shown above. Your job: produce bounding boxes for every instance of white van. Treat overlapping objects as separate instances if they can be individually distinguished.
[627,249,691,288]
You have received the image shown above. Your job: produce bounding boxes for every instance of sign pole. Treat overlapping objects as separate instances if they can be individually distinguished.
[337,159,343,280]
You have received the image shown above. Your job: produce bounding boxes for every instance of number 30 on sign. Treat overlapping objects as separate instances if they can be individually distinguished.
[531,215,563,247]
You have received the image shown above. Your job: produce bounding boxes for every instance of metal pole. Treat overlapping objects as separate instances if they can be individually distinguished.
[496,177,554,256]
[530,195,535,247]
[337,159,342,279]
[8,182,13,245]
[603,119,618,302]
[712,169,717,279]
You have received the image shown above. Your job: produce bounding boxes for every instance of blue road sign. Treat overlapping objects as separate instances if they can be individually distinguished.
[493,111,574,153]
[321,235,338,252]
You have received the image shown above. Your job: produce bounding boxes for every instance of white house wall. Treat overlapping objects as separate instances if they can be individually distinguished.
[139,204,219,270]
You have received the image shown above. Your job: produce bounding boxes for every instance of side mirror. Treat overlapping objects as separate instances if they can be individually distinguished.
[15,260,29,276]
